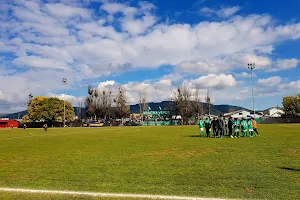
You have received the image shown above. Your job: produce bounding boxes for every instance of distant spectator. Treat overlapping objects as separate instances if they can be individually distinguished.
[43,124,48,132]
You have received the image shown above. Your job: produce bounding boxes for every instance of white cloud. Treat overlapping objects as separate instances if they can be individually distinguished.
[235,72,252,78]
[121,15,157,35]
[217,6,241,18]
[95,79,173,104]
[100,3,136,15]
[237,54,272,69]
[1,1,300,112]
[47,93,85,106]
[200,6,240,18]
[258,76,281,87]
[279,80,300,90]
[13,56,70,70]
[276,58,299,70]
[176,60,229,74]
[187,74,237,90]
[44,3,91,18]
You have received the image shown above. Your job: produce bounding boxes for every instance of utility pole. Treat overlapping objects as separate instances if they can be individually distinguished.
[62,78,67,128]
[248,63,255,119]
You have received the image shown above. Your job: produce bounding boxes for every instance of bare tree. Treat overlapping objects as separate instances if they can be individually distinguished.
[193,89,203,119]
[205,89,213,116]
[99,89,112,120]
[173,84,193,125]
[85,85,96,120]
[85,85,113,121]
[138,90,148,122]
[114,85,130,125]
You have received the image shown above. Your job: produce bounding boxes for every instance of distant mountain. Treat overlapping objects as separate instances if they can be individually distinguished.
[2,102,246,119]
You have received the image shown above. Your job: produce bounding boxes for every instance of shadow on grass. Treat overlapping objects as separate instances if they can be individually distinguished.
[279,167,300,172]
[185,135,214,138]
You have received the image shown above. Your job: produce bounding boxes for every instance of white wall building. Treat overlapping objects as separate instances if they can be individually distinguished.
[224,109,263,119]
[263,107,284,117]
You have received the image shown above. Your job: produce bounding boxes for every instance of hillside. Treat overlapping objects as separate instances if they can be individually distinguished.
[2,101,245,119]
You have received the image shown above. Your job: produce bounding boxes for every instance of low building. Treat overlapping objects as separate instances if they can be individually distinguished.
[263,107,284,117]
[0,119,19,128]
[224,109,263,119]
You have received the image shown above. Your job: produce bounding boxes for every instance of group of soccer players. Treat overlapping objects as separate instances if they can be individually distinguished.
[198,116,259,138]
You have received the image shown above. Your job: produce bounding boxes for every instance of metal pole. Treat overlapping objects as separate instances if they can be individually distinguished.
[248,63,255,119]
[62,78,67,128]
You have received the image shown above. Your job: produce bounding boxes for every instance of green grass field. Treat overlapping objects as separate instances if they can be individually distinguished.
[0,125,299,200]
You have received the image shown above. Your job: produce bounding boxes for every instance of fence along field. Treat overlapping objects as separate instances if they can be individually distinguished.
[0,124,299,200]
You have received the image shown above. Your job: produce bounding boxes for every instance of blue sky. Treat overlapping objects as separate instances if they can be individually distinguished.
[0,0,300,113]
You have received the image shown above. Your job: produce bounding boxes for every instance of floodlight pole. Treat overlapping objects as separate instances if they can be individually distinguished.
[62,78,67,128]
[248,63,255,119]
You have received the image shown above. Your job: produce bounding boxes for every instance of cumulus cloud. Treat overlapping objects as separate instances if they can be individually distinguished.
[1,0,300,112]
[258,76,281,87]
[44,3,91,18]
[187,74,237,90]
[13,56,70,70]
[47,93,85,106]
[235,72,252,78]
[176,60,229,74]
[279,80,300,90]
[200,6,240,18]
[276,58,298,70]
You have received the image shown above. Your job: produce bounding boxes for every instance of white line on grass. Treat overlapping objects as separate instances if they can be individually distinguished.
[0,188,232,200]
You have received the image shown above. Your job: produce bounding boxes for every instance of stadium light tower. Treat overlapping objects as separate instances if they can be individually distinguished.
[62,78,67,128]
[248,63,255,119]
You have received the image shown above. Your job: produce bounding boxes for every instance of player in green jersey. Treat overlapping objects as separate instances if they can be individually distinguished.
[248,118,254,137]
[234,118,240,138]
[198,118,205,137]
[240,118,248,137]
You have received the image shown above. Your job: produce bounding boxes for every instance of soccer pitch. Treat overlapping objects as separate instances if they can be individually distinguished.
[0,125,299,200]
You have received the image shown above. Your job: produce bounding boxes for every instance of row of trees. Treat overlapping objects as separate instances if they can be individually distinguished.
[85,85,130,121]
[172,85,213,125]
[282,94,300,117]
[84,83,213,125]
[22,96,75,124]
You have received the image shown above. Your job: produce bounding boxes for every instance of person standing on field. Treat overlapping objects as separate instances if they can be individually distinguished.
[228,117,234,138]
[204,118,211,137]
[224,118,228,136]
[211,117,217,137]
[220,116,225,138]
[248,118,254,137]
[252,117,259,136]
[216,116,223,138]
[234,118,240,138]
[198,118,205,137]
[240,118,248,137]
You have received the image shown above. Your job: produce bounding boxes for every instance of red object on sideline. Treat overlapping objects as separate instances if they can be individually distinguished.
[0,119,19,128]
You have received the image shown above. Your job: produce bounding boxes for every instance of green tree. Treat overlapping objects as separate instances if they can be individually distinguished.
[27,96,75,123]
[22,114,30,123]
[296,94,300,115]
[282,96,297,117]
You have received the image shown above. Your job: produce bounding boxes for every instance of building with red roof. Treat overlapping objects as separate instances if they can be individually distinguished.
[0,119,19,128]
